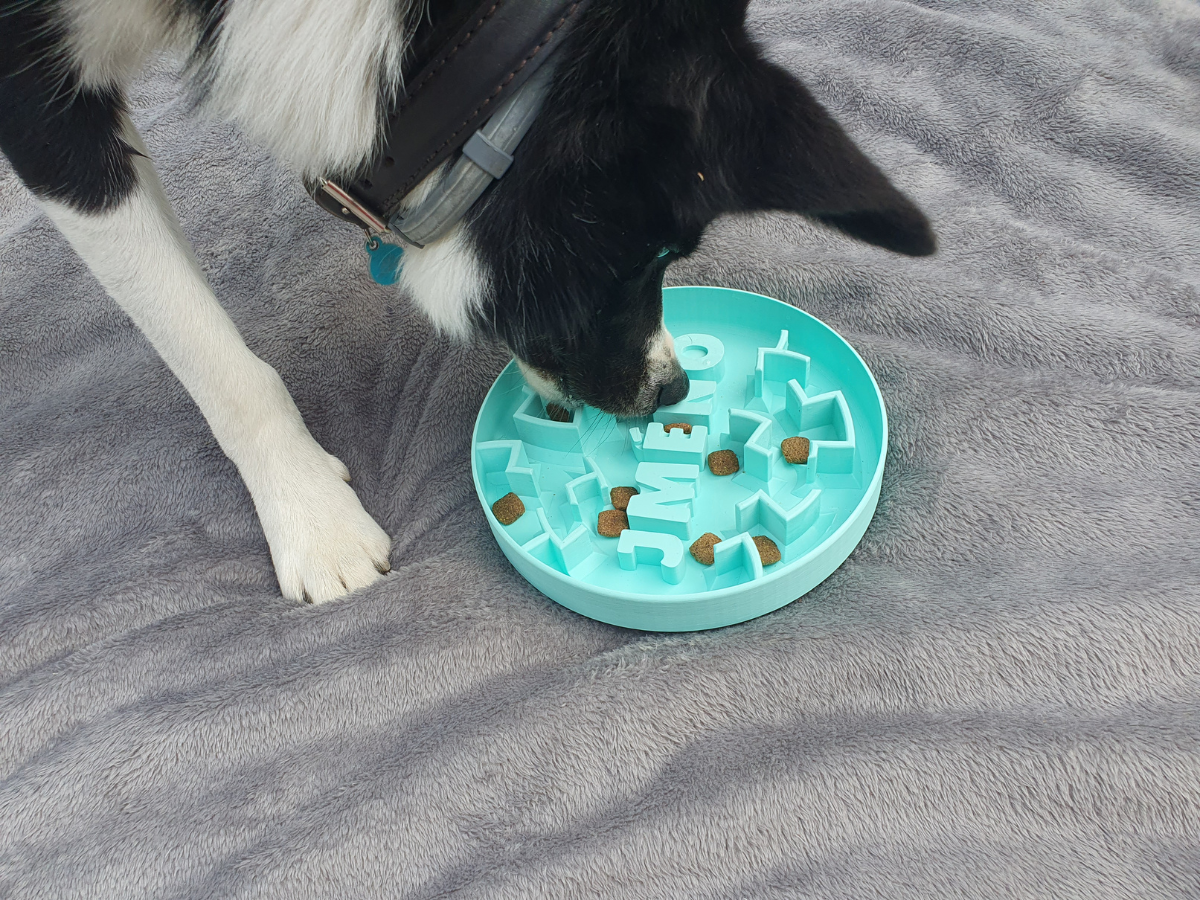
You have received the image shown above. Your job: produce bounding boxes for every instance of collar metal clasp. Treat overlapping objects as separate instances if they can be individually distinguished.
[317,179,389,234]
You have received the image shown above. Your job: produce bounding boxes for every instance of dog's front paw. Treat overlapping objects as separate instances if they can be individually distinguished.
[249,445,392,604]
[266,479,392,603]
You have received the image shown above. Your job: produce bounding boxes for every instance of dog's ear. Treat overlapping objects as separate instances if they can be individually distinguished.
[708,58,936,256]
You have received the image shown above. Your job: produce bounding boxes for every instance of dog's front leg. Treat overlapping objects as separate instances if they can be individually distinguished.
[41,123,392,603]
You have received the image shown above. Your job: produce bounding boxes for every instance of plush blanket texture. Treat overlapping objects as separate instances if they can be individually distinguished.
[3,1,1199,897]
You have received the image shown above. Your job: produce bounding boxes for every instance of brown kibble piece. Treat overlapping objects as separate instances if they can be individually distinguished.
[665,422,692,435]
[597,509,629,537]
[781,436,811,465]
[546,402,571,423]
[610,486,639,511]
[753,535,781,566]
[707,449,739,476]
[690,532,722,565]
[491,492,525,526]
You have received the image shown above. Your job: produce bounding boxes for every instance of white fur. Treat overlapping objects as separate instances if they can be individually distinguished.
[41,120,391,603]
[397,224,490,339]
[638,318,683,411]
[63,0,411,178]
[202,0,409,177]
[516,359,570,406]
[46,0,492,603]
[647,321,676,373]
[60,0,487,343]
[63,0,188,88]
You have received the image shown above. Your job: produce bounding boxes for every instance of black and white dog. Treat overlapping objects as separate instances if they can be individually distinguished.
[0,0,934,603]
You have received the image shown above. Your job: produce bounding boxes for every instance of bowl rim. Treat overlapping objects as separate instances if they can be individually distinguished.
[470,284,888,605]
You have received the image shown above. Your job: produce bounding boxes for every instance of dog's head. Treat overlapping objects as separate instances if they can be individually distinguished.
[401,0,935,416]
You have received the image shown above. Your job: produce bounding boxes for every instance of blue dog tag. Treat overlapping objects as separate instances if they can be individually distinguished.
[365,237,405,285]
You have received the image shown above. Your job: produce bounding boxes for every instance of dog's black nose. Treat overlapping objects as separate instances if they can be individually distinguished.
[656,371,690,409]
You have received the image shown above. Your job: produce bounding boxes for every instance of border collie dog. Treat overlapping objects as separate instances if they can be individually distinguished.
[0,0,934,603]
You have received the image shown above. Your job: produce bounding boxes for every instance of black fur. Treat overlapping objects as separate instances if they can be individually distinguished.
[468,0,935,414]
[0,0,935,418]
[0,2,138,212]
[0,0,229,211]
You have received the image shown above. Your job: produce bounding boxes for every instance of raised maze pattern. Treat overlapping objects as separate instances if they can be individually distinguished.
[476,329,862,592]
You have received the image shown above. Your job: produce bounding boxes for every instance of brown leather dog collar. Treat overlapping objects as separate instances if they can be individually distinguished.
[312,0,589,236]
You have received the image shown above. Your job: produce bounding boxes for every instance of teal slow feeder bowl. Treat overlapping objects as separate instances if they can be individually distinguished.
[471,286,887,631]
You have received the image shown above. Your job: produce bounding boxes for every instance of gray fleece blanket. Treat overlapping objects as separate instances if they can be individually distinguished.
[3,1,1200,897]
